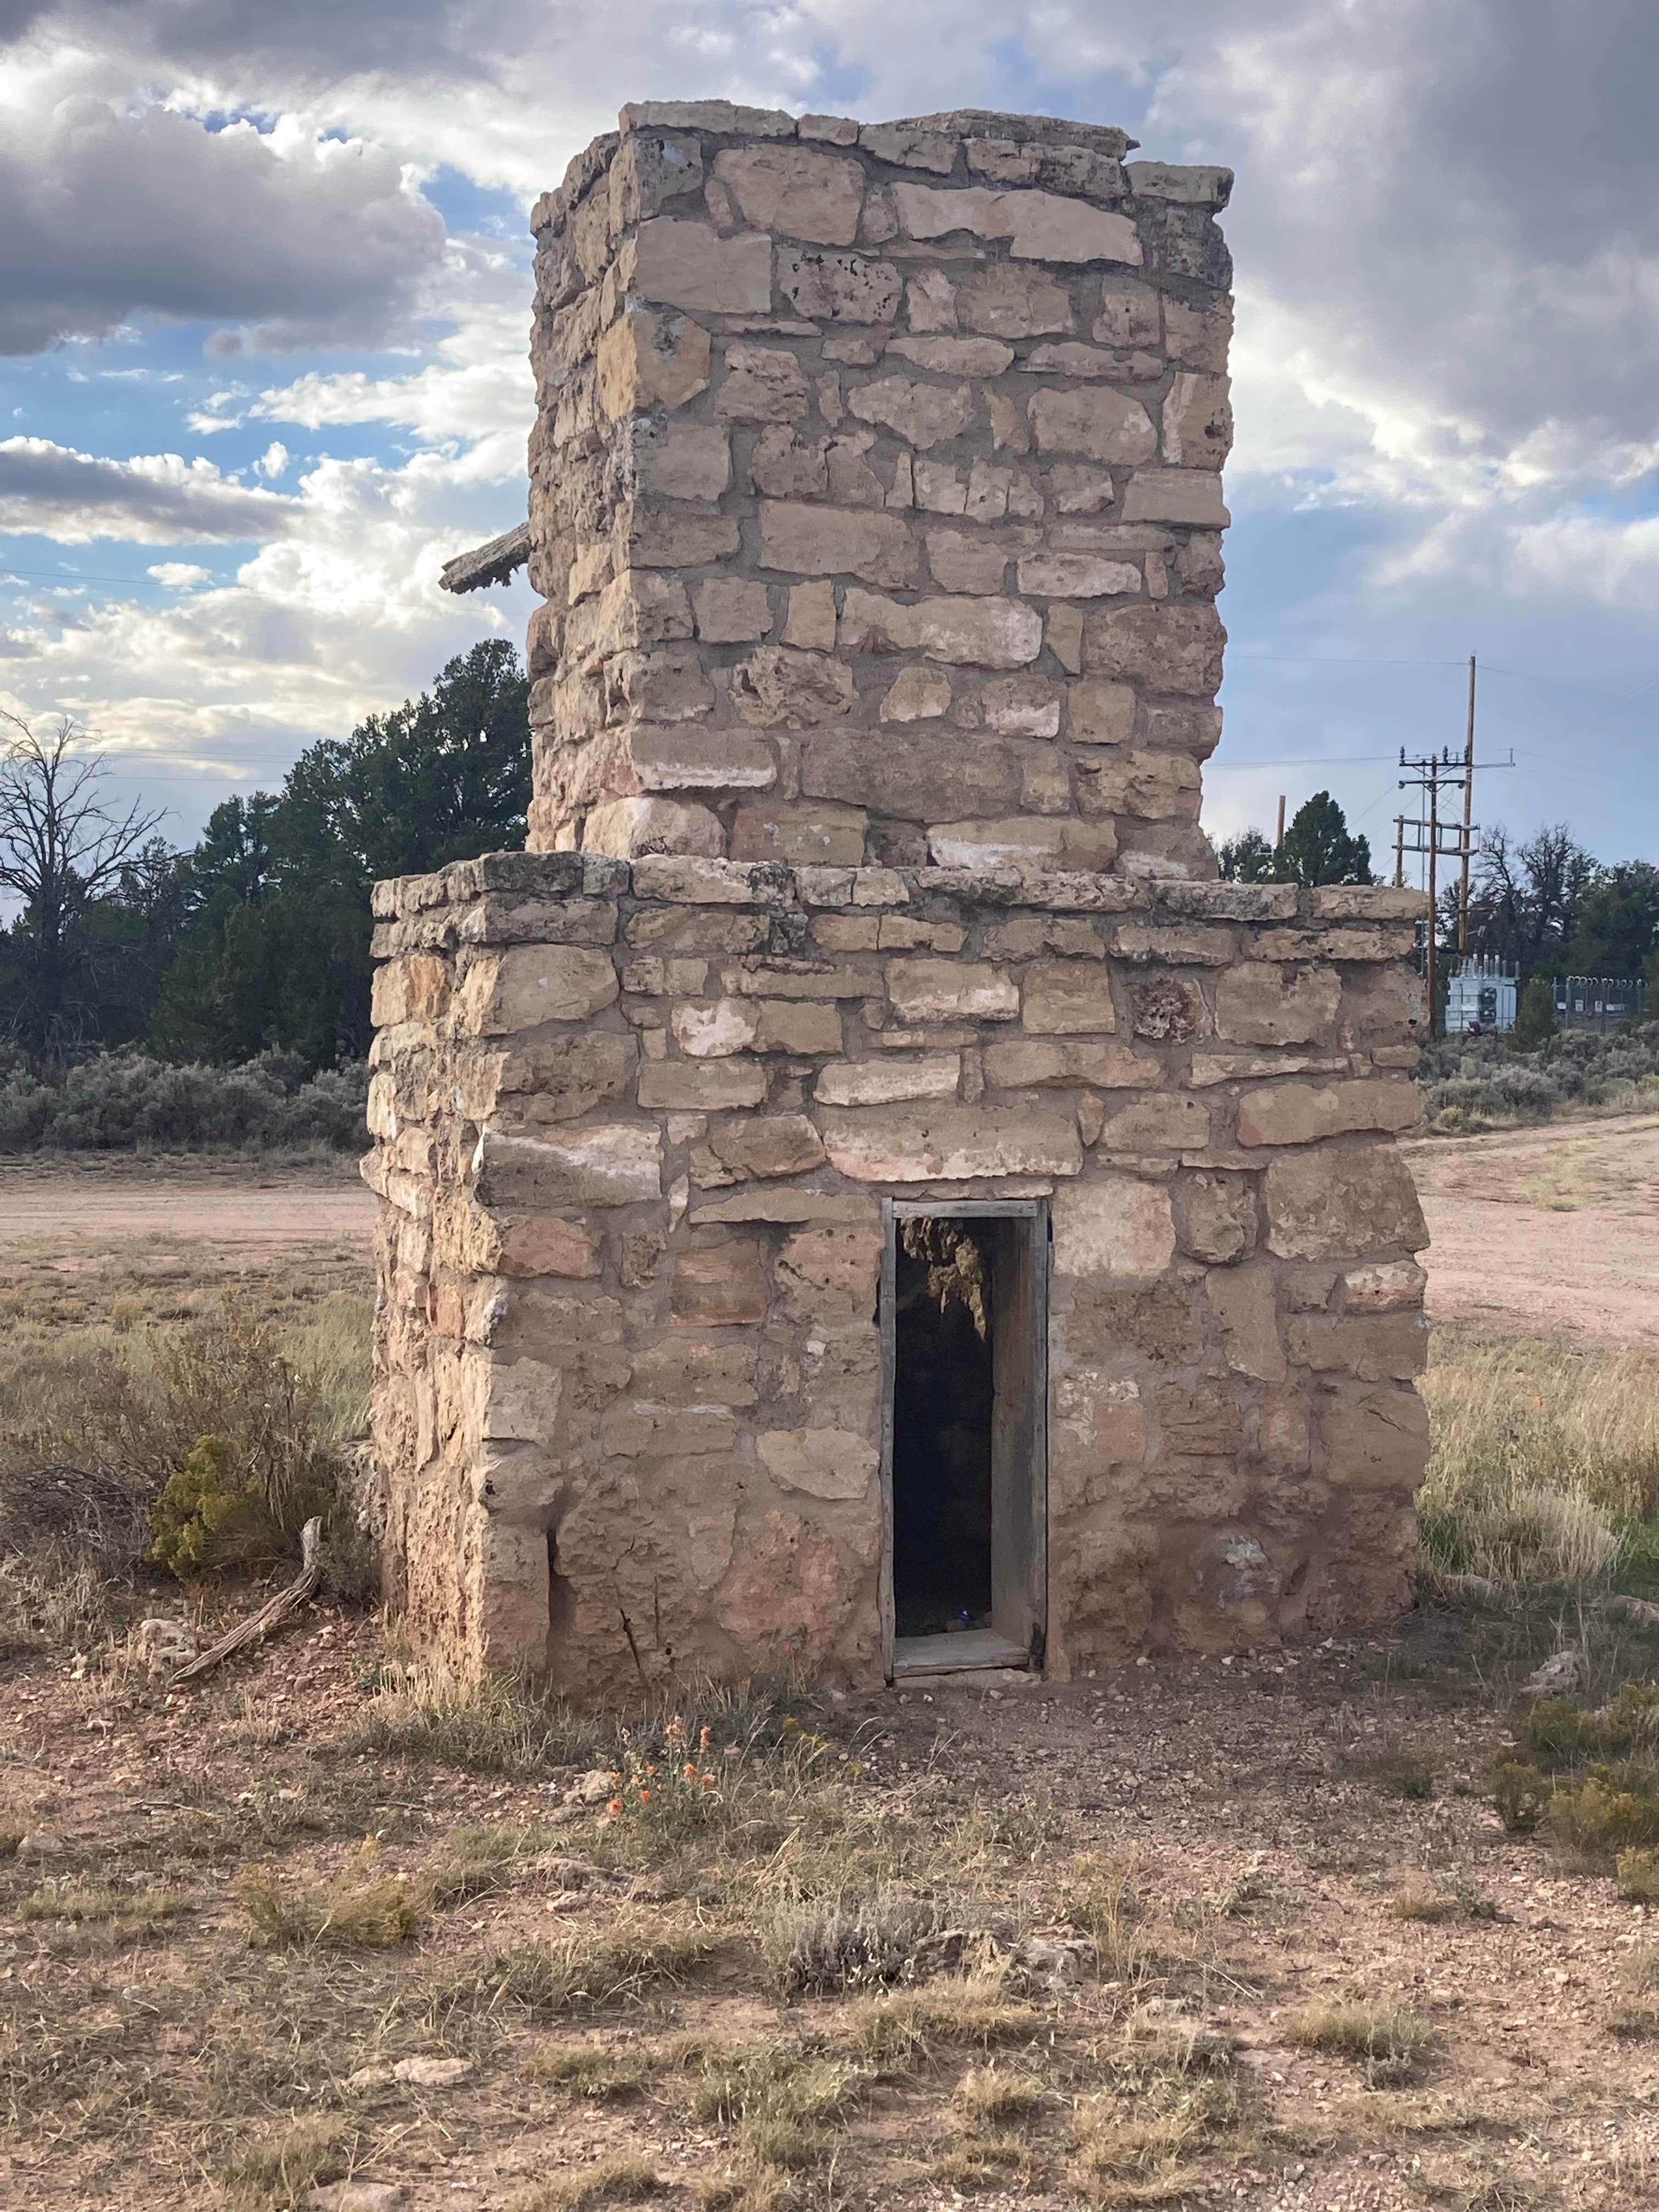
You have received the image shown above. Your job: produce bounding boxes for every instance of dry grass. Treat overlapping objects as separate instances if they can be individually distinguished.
[343,1655,595,1778]
[528,2040,648,2101]
[1289,2000,1435,2085]
[1418,1327,1659,1588]
[224,2114,363,2211]
[235,1839,423,1950]
[437,1911,722,2019]
[507,2154,661,2211]
[954,2065,1048,2121]
[763,1889,944,1996]
[849,1972,1040,2066]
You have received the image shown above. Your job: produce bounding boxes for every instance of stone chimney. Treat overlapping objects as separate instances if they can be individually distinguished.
[526,103,1232,877]
[363,104,1431,1697]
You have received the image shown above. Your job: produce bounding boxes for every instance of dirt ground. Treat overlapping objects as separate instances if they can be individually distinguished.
[5,1114,1658,1342]
[4,1127,1659,2210]
[1410,1113,1659,1345]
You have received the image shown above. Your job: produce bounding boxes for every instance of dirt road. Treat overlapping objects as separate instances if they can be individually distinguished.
[3,1114,1656,1341]
[0,1160,374,1257]
[1410,1111,1659,1342]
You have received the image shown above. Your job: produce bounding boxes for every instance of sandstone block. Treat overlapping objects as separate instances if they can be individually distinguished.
[774,1223,884,1319]
[758,1428,879,1499]
[582,798,725,858]
[672,1240,771,1324]
[782,580,837,650]
[927,819,1116,872]
[858,121,956,171]
[1317,1384,1431,1492]
[957,263,1074,336]
[1017,552,1140,599]
[1030,387,1156,464]
[1084,603,1226,695]
[759,501,918,587]
[732,646,856,726]
[719,343,811,421]
[577,569,695,655]
[625,218,774,312]
[1021,961,1117,1035]
[749,426,830,496]
[596,309,712,416]
[670,999,759,1058]
[629,727,777,792]
[820,1103,1084,1182]
[710,1113,827,1180]
[638,1059,768,1110]
[776,248,902,322]
[985,674,1062,736]
[1215,963,1341,1047]
[815,1056,961,1105]
[462,1352,563,1444]
[1286,1312,1429,1381]
[713,145,865,244]
[617,508,741,570]
[1177,1172,1257,1264]
[456,945,618,1033]
[1120,470,1229,526]
[847,374,973,449]
[798,114,860,145]
[629,1339,760,1405]
[731,802,867,867]
[1264,1145,1429,1261]
[1162,373,1233,469]
[880,665,955,721]
[927,531,1008,595]
[1202,1265,1283,1381]
[475,1125,662,1209]
[1156,1388,1241,1457]
[1078,750,1202,821]
[888,335,1015,375]
[1338,1258,1425,1313]
[482,1031,638,1122]
[1068,679,1136,745]
[802,730,1022,821]
[632,420,732,501]
[983,1038,1158,1090]
[695,578,772,642]
[894,183,1140,264]
[888,958,1019,1023]
[756,999,847,1053]
[1237,1080,1421,1148]
[601,1400,740,1457]
[1098,1092,1210,1151]
[840,590,1044,667]
[1052,1176,1175,1277]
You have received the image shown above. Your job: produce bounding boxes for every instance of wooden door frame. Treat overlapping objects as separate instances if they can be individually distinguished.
[878,1198,1049,1680]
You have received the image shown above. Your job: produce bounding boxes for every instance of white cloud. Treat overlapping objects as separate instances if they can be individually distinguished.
[0,93,444,354]
[146,561,211,588]
[254,441,289,480]
[0,437,296,542]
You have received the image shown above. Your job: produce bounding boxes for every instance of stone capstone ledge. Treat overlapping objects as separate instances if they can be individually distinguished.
[371,850,1426,927]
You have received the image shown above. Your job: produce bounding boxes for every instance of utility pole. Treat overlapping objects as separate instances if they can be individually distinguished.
[1459,655,1476,953]
[1398,738,1514,1037]
[1275,793,1286,850]
[1393,815,1406,889]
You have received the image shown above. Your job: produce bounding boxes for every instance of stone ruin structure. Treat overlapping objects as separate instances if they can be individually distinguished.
[363,101,1432,1695]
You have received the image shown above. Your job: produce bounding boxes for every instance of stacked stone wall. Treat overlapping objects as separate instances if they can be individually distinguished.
[527,101,1234,877]
[365,854,1430,1694]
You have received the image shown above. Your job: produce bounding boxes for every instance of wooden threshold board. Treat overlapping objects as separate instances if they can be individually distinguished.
[891,1629,1031,1677]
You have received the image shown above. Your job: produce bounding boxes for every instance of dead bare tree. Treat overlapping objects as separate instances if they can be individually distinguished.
[0,711,168,1052]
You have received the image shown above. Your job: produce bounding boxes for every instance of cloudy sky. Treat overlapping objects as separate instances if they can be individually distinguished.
[1,0,1655,878]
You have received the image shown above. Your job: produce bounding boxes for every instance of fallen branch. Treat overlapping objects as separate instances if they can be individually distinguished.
[1607,1592,1659,1631]
[172,1517,323,1686]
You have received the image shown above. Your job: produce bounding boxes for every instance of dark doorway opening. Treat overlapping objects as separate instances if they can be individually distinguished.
[883,1204,1047,1678]
[893,1218,994,1638]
